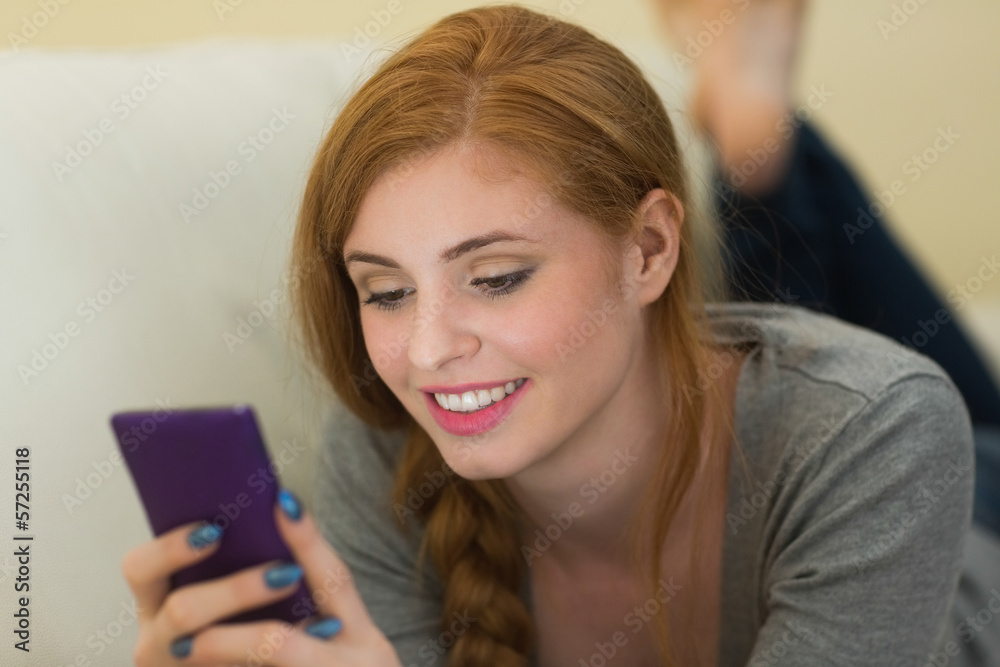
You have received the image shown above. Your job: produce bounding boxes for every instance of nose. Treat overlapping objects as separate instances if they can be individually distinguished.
[406,285,480,371]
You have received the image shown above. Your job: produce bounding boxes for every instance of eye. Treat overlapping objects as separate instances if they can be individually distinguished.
[471,269,534,301]
[362,287,411,312]
[361,268,535,312]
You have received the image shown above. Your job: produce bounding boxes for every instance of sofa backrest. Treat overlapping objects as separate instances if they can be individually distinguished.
[0,36,695,665]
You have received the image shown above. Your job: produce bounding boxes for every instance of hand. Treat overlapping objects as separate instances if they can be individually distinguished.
[121,489,402,666]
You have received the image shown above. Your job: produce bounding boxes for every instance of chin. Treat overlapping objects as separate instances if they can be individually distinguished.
[407,385,544,481]
[430,431,536,482]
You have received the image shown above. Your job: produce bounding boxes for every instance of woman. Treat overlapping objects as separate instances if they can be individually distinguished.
[122,5,974,665]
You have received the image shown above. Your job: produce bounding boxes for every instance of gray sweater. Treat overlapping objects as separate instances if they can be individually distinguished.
[312,301,975,666]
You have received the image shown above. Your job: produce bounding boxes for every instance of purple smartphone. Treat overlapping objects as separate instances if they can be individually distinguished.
[111,404,316,625]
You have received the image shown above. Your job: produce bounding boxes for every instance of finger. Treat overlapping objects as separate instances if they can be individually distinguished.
[273,489,372,631]
[153,559,307,641]
[182,619,344,666]
[121,521,223,621]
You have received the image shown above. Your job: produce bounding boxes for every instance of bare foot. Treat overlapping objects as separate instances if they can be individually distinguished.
[655,0,808,195]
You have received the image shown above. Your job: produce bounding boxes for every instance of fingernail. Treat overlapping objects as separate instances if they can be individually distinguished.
[170,635,193,658]
[264,562,303,589]
[278,488,302,521]
[187,523,222,550]
[305,616,343,640]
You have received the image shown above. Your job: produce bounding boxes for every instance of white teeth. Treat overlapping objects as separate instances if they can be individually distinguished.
[434,378,525,413]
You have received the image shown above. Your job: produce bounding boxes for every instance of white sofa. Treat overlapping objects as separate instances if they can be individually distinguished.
[0,37,699,666]
[2,37,998,666]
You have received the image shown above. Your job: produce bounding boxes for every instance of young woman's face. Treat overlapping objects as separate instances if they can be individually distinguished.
[343,143,653,481]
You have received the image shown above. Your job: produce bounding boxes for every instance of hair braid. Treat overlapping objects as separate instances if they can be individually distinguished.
[394,425,535,665]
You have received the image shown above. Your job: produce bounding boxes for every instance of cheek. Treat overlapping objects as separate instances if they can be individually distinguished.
[507,303,578,364]
[360,313,409,382]
[531,303,633,423]
[492,279,628,375]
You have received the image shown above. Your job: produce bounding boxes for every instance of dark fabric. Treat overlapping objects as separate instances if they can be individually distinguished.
[713,121,1000,429]
[973,425,1000,535]
[712,120,1000,534]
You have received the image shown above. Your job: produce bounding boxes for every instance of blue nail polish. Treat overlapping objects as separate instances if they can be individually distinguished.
[170,635,193,658]
[264,562,303,589]
[305,616,343,640]
[278,488,302,521]
[187,523,222,550]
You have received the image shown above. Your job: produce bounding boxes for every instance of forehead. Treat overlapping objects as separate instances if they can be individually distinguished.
[344,144,578,256]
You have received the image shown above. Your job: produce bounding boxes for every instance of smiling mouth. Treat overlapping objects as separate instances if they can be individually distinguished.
[430,378,527,413]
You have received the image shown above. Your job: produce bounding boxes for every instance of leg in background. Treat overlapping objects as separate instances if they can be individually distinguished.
[654,0,1000,534]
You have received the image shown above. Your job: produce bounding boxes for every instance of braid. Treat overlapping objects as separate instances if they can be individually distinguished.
[393,425,535,665]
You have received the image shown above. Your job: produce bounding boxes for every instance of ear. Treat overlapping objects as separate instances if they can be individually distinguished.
[621,188,683,308]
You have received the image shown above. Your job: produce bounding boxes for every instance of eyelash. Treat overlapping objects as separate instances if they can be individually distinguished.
[362,269,534,312]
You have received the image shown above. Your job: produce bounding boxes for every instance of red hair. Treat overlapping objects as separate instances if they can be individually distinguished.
[291,5,741,664]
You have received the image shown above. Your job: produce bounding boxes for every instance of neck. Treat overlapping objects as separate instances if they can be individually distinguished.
[504,341,741,574]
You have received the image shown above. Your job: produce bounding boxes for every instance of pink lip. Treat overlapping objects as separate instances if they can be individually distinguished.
[423,378,530,437]
[419,378,525,394]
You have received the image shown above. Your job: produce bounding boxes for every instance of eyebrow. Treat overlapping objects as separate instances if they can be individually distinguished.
[343,230,539,268]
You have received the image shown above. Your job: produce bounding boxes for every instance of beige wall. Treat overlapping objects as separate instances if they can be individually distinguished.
[4,0,999,303]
